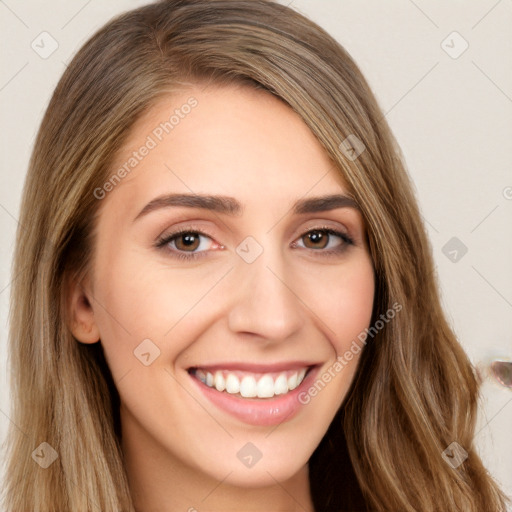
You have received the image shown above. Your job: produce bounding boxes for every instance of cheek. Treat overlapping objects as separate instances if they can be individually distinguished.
[300,253,375,354]
[90,245,233,375]
[287,255,374,420]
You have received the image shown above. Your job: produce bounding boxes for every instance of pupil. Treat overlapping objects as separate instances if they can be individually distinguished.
[307,230,328,248]
[182,234,196,246]
[176,233,200,251]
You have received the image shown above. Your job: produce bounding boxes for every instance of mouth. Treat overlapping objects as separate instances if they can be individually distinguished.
[191,367,309,399]
[187,363,319,426]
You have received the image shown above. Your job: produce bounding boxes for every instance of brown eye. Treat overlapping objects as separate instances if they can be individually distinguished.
[174,233,200,251]
[302,230,329,249]
[292,228,352,254]
[156,229,219,260]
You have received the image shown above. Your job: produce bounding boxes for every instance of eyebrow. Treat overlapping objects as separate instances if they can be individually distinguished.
[293,194,359,214]
[133,193,359,222]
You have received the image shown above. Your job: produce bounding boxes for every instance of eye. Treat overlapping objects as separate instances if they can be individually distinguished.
[155,226,353,261]
[292,228,353,254]
[156,229,222,260]
[170,232,209,252]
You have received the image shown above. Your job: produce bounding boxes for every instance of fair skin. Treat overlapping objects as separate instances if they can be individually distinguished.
[69,84,375,512]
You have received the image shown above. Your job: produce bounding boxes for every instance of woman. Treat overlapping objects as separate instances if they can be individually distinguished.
[2,0,509,510]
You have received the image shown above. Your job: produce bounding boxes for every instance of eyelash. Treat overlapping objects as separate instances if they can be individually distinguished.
[155,226,354,261]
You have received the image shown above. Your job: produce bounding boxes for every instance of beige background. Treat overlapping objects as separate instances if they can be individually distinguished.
[0,0,511,501]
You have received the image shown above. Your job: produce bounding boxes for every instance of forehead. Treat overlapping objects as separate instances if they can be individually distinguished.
[102,84,350,217]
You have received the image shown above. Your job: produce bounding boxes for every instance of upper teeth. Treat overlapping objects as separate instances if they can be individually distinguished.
[195,368,308,398]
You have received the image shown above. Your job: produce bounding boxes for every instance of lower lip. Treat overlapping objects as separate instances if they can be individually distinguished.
[189,367,318,426]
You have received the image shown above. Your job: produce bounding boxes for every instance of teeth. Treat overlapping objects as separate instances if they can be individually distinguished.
[256,375,274,398]
[225,373,240,394]
[195,368,308,398]
[239,376,257,397]
[287,373,298,390]
[274,374,288,395]
[214,371,225,392]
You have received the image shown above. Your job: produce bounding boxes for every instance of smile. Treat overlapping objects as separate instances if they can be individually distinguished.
[194,368,308,399]
[188,363,318,426]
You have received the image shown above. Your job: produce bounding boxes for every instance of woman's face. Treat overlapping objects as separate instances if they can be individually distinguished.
[78,84,375,487]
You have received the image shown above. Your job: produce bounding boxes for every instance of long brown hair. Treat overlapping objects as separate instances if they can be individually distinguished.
[3,1,509,510]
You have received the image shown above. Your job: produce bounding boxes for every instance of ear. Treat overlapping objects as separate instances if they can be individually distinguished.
[67,274,100,344]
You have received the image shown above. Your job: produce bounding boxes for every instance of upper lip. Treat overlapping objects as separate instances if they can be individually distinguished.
[188,361,319,373]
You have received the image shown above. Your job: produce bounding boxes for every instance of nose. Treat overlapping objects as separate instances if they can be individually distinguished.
[226,248,305,343]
